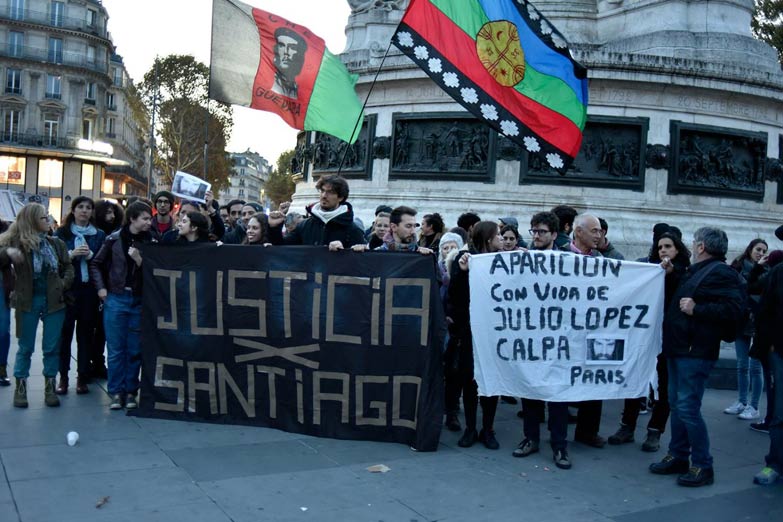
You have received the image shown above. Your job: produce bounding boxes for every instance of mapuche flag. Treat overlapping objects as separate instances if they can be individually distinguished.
[210,0,364,143]
[393,0,588,171]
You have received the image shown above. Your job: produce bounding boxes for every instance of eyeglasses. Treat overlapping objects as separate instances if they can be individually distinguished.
[529,229,551,236]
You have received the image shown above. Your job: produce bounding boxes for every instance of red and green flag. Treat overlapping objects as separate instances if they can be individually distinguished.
[209,0,364,143]
[393,0,589,171]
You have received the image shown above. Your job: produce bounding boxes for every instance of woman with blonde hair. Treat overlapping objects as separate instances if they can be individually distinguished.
[0,203,73,408]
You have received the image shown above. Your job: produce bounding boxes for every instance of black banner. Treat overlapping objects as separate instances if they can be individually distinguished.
[131,244,445,451]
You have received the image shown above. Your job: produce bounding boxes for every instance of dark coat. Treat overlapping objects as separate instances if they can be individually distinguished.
[268,203,364,247]
[663,257,744,360]
[89,228,152,296]
[54,227,106,283]
[754,263,783,362]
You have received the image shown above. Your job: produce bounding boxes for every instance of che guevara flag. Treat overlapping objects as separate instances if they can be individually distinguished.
[393,0,588,171]
[209,0,363,143]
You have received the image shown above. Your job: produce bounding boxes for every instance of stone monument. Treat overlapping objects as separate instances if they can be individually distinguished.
[291,0,783,257]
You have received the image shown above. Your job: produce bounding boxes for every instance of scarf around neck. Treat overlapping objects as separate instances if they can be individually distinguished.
[32,234,59,276]
[71,223,98,282]
[310,203,348,225]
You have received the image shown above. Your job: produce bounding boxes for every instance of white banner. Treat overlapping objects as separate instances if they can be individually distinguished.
[469,250,664,401]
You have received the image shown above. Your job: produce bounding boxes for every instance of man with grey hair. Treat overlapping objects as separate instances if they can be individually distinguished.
[562,213,607,449]
[650,226,744,487]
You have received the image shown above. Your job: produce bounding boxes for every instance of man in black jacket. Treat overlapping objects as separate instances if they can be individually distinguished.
[752,224,783,485]
[268,175,364,249]
[650,227,743,487]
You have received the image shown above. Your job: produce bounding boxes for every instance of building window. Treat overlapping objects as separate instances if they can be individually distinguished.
[44,118,59,145]
[82,119,93,140]
[50,1,64,27]
[86,8,97,27]
[87,45,96,65]
[0,156,25,189]
[48,38,63,64]
[3,110,21,141]
[106,117,115,137]
[81,163,94,192]
[38,158,63,219]
[102,178,113,194]
[111,67,122,87]
[8,31,23,58]
[106,91,115,109]
[10,0,24,20]
[86,82,95,101]
[45,74,61,99]
[5,69,22,95]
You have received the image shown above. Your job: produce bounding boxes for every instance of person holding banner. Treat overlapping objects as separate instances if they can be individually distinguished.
[650,227,744,487]
[89,201,154,411]
[561,213,608,449]
[513,211,573,469]
[609,232,691,452]
[175,212,211,243]
[268,176,364,250]
[448,221,503,449]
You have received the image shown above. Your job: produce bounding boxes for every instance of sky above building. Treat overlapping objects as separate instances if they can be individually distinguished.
[102,0,351,168]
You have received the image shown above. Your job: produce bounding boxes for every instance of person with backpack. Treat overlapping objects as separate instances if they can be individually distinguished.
[649,227,744,487]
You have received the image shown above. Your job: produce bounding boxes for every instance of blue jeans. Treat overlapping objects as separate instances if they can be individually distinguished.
[14,293,66,378]
[735,334,763,408]
[668,357,715,469]
[0,284,10,366]
[766,349,783,473]
[104,292,142,395]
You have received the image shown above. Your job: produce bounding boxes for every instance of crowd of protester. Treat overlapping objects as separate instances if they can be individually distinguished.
[0,174,780,488]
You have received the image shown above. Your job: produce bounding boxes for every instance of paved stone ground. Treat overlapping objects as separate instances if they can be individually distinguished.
[1,340,781,522]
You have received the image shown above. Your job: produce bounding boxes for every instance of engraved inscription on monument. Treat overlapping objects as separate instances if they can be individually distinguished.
[669,121,767,201]
[390,113,496,182]
[520,116,648,191]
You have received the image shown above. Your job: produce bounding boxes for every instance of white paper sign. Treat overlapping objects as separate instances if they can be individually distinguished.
[171,171,211,203]
[469,250,664,402]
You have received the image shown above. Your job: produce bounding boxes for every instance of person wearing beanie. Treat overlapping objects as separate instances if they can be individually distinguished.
[151,190,176,242]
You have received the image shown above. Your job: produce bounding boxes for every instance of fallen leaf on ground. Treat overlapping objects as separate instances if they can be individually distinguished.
[366,464,391,473]
[95,496,110,509]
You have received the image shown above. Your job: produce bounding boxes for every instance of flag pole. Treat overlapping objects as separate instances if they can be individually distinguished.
[336,39,394,175]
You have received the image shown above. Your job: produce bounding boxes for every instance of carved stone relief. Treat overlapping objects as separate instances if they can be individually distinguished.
[520,117,648,190]
[312,115,375,179]
[391,114,495,180]
[669,121,766,201]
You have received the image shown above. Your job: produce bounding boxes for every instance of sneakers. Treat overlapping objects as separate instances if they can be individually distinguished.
[553,449,572,469]
[512,438,540,458]
[641,429,661,452]
[649,454,690,475]
[125,393,138,410]
[753,466,781,485]
[479,428,499,450]
[723,401,746,415]
[608,425,635,445]
[0,365,10,386]
[109,393,124,410]
[750,422,770,434]
[457,428,478,448]
[738,405,760,420]
[638,398,649,415]
[677,466,714,487]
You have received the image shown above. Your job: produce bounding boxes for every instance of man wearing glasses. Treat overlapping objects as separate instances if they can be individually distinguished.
[514,211,572,470]
[150,191,175,242]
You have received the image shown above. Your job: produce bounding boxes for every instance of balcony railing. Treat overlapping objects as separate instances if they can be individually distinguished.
[45,92,61,100]
[0,44,108,74]
[2,7,109,39]
[0,131,69,149]
[84,98,95,105]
